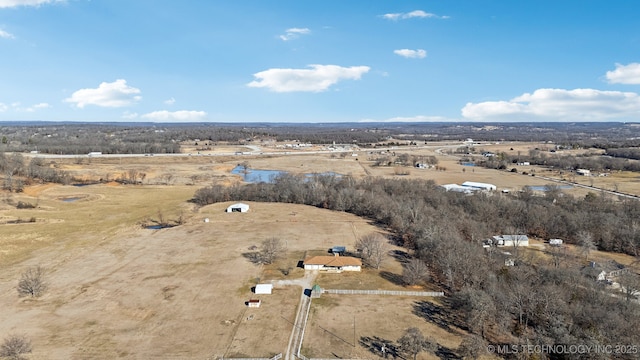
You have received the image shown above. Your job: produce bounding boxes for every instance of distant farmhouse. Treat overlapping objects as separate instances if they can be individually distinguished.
[485,235,529,247]
[303,255,362,272]
[582,261,628,283]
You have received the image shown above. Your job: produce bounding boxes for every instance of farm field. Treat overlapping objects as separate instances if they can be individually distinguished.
[3,140,640,358]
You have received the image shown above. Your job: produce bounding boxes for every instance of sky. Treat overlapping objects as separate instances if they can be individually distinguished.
[1,0,640,123]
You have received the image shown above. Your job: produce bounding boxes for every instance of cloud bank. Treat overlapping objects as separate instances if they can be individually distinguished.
[394,49,427,59]
[141,110,207,122]
[0,28,15,39]
[0,0,64,8]
[606,63,640,85]
[247,64,370,92]
[65,79,142,108]
[279,27,310,41]
[462,88,640,121]
[382,10,449,21]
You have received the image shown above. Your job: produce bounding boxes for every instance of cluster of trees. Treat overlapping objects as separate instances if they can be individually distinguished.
[0,153,71,191]
[193,174,640,357]
[479,149,640,173]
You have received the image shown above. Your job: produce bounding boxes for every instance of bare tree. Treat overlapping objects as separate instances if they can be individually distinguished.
[402,258,430,286]
[457,334,487,360]
[397,327,435,360]
[17,266,47,298]
[577,231,596,260]
[260,237,286,265]
[356,233,390,269]
[618,272,640,303]
[0,334,32,360]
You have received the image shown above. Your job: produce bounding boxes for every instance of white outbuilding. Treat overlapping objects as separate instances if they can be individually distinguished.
[461,181,497,191]
[226,203,250,213]
[254,284,273,294]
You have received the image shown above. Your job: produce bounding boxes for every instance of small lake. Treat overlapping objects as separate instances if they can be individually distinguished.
[526,185,574,191]
[460,162,476,167]
[231,167,285,183]
[231,166,341,184]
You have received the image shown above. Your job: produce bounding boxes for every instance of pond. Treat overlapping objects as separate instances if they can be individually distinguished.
[145,225,175,230]
[231,166,285,183]
[526,185,574,191]
[231,166,341,184]
[460,162,476,167]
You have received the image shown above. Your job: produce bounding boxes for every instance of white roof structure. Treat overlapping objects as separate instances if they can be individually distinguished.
[255,284,273,294]
[226,203,249,213]
[442,184,478,194]
[461,181,497,191]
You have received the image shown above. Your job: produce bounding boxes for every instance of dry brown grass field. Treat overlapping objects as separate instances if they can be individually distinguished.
[2,141,640,358]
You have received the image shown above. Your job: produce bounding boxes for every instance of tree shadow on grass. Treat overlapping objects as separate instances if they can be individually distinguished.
[412,300,457,334]
[241,252,262,265]
[379,271,406,287]
[359,336,403,359]
[390,249,411,264]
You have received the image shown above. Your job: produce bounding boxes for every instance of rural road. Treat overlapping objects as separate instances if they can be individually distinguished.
[278,271,318,360]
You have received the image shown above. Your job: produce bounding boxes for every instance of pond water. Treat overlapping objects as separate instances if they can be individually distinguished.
[231,166,341,184]
[231,166,285,183]
[526,185,574,191]
[460,162,476,167]
[145,225,175,230]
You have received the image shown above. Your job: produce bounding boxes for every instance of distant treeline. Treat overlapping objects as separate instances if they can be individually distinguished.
[192,174,640,356]
[3,122,640,154]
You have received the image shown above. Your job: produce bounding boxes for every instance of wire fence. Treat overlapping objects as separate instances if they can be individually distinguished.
[322,289,444,297]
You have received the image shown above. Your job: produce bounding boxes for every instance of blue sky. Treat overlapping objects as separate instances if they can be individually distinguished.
[1,0,640,123]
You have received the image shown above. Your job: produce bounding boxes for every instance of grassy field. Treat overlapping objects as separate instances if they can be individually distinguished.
[3,141,640,358]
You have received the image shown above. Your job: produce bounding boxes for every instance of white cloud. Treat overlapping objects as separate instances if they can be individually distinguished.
[122,111,138,119]
[394,49,427,59]
[163,97,176,105]
[10,102,51,112]
[360,115,454,123]
[65,79,142,108]
[141,110,207,122]
[247,64,370,93]
[0,0,64,8]
[462,88,640,121]
[0,29,15,39]
[33,102,50,109]
[0,103,7,112]
[606,63,640,85]
[382,10,449,20]
[279,27,310,41]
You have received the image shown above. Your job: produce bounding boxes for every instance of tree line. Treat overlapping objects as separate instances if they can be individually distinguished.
[193,174,640,358]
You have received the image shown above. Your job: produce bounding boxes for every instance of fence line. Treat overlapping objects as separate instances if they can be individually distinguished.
[221,353,282,360]
[322,289,444,297]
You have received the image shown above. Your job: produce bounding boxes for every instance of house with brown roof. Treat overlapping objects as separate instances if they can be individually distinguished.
[303,254,362,272]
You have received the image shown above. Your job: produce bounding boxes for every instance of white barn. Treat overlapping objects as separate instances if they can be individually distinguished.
[461,181,497,191]
[442,184,478,194]
[254,284,273,294]
[226,203,249,213]
[492,235,529,247]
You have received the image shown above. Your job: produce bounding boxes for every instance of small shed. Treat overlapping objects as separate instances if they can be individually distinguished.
[226,203,249,213]
[247,299,261,308]
[255,284,273,294]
